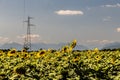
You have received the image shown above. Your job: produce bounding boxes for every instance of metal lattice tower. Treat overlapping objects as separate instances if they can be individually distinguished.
[24,16,33,50]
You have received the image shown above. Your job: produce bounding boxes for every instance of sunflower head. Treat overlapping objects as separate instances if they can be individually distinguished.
[95,55,101,61]
[40,50,46,55]
[7,48,17,57]
[73,57,80,62]
[14,66,26,75]
[94,48,99,53]
[0,72,6,79]
[36,49,46,58]
[0,50,3,56]
[21,48,27,53]
[61,46,70,53]
[70,39,77,48]
[111,58,115,64]
[10,48,17,53]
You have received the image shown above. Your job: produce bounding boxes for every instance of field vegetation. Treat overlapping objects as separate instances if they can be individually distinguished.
[0,40,120,80]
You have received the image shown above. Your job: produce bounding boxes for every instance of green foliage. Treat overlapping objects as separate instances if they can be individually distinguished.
[0,40,120,79]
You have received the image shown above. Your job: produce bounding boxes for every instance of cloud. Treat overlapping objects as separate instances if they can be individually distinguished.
[86,40,113,44]
[102,3,120,8]
[0,37,9,44]
[55,10,84,15]
[30,34,40,38]
[103,16,112,22]
[117,28,120,32]
[17,34,41,43]
[100,40,114,44]
[86,40,99,43]
[17,34,40,39]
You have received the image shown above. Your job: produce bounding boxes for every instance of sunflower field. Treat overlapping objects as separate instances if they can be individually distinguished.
[0,40,120,80]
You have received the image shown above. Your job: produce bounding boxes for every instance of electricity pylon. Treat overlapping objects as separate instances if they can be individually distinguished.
[23,16,33,50]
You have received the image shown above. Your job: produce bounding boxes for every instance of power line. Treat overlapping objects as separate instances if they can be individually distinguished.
[23,0,35,50]
[22,0,26,28]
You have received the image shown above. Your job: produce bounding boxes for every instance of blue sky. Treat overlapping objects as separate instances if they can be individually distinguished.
[0,0,120,48]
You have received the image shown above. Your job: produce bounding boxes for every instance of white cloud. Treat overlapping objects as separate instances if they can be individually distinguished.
[100,40,114,44]
[17,34,41,43]
[103,16,112,22]
[55,10,84,15]
[86,40,113,44]
[17,34,40,39]
[30,34,40,38]
[86,40,99,43]
[102,3,120,8]
[0,37,9,44]
[117,28,120,32]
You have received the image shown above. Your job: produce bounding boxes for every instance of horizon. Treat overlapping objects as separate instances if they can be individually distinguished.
[0,40,120,50]
[0,0,120,48]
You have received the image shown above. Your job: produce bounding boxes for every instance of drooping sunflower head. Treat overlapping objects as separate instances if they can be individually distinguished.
[94,48,99,53]
[10,48,17,54]
[70,39,77,48]
[21,48,27,53]
[36,49,46,58]
[61,45,70,53]
[47,48,56,53]
[14,66,26,75]
[0,72,6,79]
[7,48,17,57]
[40,50,46,55]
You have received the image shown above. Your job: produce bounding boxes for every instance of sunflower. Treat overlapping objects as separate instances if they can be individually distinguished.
[21,48,27,53]
[87,50,92,58]
[14,66,26,75]
[70,39,77,48]
[47,48,52,53]
[94,48,99,53]
[110,58,115,64]
[72,57,80,62]
[20,48,29,58]
[36,49,46,58]
[0,50,3,56]
[87,50,91,54]
[7,48,17,57]
[95,55,101,61]
[62,46,73,53]
[69,47,73,52]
